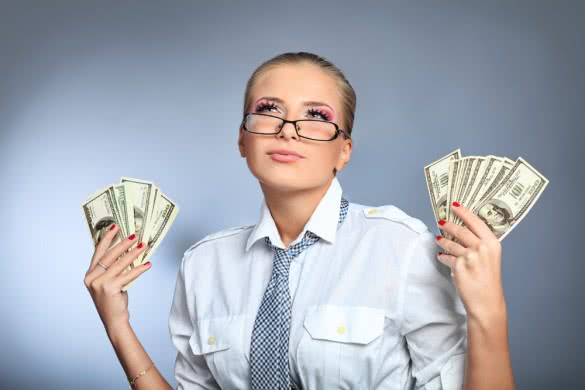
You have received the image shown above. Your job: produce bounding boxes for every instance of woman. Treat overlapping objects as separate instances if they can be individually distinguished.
[84,51,515,389]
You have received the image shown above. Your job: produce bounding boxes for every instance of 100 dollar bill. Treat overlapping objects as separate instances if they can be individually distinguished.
[425,150,548,243]
[82,177,179,291]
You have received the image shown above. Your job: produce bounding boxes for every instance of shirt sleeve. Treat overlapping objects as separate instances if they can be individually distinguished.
[398,229,468,390]
[168,249,220,390]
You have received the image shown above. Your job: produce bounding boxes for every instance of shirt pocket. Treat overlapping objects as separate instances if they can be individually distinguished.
[189,314,249,389]
[296,304,386,390]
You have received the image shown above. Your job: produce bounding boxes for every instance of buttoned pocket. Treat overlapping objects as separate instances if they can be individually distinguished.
[297,304,387,389]
[189,314,249,389]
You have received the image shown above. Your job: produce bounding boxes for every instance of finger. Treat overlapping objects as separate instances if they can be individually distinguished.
[87,233,138,282]
[90,223,121,268]
[98,233,140,269]
[436,251,452,268]
[437,252,464,278]
[450,202,496,241]
[437,218,481,248]
[435,235,467,257]
[108,241,148,277]
[115,259,152,290]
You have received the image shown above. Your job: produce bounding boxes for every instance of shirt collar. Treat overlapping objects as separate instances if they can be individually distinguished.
[245,176,344,251]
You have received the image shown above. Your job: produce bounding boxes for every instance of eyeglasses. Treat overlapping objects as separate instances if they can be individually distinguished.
[241,112,351,141]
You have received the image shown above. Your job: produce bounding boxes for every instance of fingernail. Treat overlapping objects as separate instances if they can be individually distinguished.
[452,201,460,207]
[438,220,446,226]
[137,242,144,249]
[436,235,442,240]
[128,233,136,240]
[144,261,151,267]
[109,224,116,231]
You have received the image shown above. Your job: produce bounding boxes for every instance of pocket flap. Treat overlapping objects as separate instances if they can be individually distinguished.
[189,315,244,355]
[303,304,386,345]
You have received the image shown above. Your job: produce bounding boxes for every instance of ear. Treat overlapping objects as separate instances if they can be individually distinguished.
[238,127,246,157]
[335,138,352,173]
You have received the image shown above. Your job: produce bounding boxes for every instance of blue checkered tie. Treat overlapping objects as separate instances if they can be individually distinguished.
[249,197,349,390]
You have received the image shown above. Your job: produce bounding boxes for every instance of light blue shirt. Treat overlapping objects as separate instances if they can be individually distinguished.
[168,176,467,389]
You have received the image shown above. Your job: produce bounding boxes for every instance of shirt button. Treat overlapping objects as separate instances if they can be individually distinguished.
[207,335,216,345]
[336,325,346,335]
[368,209,378,215]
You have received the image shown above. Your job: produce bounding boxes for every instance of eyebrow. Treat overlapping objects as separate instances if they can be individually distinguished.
[255,96,335,113]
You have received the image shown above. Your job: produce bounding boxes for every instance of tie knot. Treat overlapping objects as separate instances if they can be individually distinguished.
[264,230,319,255]
[264,230,319,276]
[263,196,349,275]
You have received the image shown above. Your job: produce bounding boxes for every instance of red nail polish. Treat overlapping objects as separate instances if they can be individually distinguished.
[438,220,446,226]
[436,235,442,240]
[144,261,151,267]
[109,224,116,231]
[128,233,136,241]
[137,242,143,249]
[452,201,460,207]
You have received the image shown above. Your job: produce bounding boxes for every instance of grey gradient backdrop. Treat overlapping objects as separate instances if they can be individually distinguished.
[1,1,583,389]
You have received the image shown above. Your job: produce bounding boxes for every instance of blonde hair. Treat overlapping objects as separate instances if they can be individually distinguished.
[242,51,357,137]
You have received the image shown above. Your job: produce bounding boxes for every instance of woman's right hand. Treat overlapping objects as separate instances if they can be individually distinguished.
[84,223,151,332]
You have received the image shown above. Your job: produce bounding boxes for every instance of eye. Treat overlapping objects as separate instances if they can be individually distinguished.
[255,102,279,113]
[307,108,331,121]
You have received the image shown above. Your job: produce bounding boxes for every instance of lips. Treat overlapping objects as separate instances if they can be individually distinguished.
[270,153,302,162]
[267,149,304,158]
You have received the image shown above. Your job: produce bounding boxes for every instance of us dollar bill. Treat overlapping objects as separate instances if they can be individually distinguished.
[82,177,179,291]
[425,150,548,243]
[445,157,463,239]
[120,176,156,264]
[471,157,549,241]
[449,156,483,230]
[111,183,135,238]
[81,186,133,275]
[424,148,461,231]
[141,191,180,265]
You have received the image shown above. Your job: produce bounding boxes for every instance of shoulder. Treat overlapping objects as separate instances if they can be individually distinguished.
[352,202,430,236]
[182,224,255,258]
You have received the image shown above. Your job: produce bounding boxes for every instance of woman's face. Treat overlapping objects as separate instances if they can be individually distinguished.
[238,63,352,193]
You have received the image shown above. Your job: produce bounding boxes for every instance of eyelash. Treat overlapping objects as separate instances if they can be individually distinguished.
[254,102,331,121]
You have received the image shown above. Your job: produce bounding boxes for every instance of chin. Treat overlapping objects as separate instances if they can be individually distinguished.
[247,159,328,189]
[259,172,303,188]
[253,170,303,190]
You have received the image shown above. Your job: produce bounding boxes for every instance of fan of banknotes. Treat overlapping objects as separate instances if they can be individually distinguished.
[81,177,179,291]
[424,149,549,243]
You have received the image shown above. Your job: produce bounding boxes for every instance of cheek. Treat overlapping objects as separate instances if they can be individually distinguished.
[309,147,339,170]
[320,149,338,163]
[242,136,262,157]
[242,139,272,172]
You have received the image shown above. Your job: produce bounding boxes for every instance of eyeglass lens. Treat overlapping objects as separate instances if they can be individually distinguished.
[246,114,337,140]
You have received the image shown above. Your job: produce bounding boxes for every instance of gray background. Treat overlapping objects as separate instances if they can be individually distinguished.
[1,1,583,388]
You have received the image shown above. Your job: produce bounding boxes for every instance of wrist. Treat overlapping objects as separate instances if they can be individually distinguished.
[467,288,507,321]
[468,300,508,334]
[105,320,133,347]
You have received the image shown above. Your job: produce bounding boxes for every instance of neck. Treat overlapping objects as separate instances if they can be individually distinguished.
[260,177,334,249]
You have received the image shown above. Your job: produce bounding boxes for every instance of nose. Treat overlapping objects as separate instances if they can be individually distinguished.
[278,121,299,140]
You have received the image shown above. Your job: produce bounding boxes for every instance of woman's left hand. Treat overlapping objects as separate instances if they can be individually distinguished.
[435,201,507,323]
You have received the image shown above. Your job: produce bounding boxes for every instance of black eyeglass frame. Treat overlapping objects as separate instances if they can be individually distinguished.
[241,112,351,141]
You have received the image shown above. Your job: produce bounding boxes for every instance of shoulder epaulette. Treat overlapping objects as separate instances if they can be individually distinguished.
[362,205,428,235]
[183,224,254,257]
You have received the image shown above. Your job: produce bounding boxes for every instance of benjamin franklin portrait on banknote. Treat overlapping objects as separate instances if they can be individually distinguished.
[476,199,513,238]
